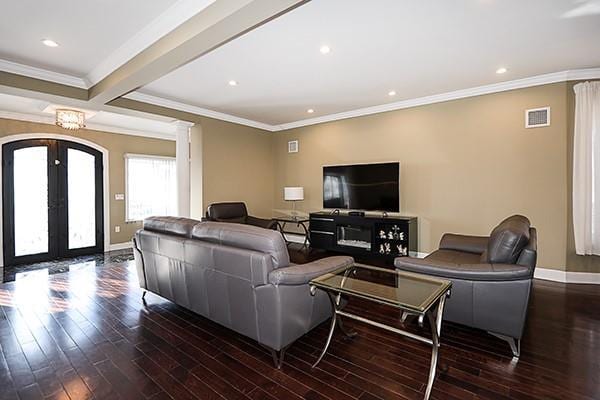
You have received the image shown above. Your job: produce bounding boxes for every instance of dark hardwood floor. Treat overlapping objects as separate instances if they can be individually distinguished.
[0,244,599,400]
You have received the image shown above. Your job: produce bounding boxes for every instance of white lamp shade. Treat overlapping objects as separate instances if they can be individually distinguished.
[284,187,304,201]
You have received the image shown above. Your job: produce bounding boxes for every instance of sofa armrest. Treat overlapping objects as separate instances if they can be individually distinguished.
[246,216,278,230]
[395,256,532,281]
[269,256,354,285]
[439,233,489,254]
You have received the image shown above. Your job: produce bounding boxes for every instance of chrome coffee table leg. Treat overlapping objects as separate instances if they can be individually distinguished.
[424,311,440,400]
[311,289,449,400]
[312,291,339,368]
[434,291,448,344]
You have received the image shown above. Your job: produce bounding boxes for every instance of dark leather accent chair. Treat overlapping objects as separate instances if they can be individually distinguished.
[206,202,277,230]
[395,215,537,358]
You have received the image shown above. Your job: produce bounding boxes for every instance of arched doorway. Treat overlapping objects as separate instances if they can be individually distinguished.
[2,139,104,265]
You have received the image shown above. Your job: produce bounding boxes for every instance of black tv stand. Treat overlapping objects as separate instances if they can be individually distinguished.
[309,211,417,261]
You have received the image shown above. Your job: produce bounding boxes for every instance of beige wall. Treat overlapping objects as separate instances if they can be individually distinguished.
[4,79,598,273]
[0,118,175,245]
[199,118,274,218]
[108,98,277,220]
[272,83,569,270]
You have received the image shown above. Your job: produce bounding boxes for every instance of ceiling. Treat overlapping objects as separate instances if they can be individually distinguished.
[0,0,179,78]
[137,0,600,126]
[0,0,599,131]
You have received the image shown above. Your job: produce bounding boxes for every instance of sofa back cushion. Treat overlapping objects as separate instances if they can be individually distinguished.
[207,202,248,220]
[192,222,290,269]
[143,216,200,238]
[486,215,531,264]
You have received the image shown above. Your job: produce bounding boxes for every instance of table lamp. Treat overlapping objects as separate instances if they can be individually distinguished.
[284,187,304,219]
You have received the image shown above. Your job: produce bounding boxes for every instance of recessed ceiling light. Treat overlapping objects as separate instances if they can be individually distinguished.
[388,90,396,96]
[228,80,238,86]
[42,39,59,47]
[319,45,331,54]
[307,109,314,114]
[496,67,508,74]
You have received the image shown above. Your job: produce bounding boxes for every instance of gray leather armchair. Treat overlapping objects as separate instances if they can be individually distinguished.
[205,202,277,230]
[133,217,353,368]
[395,215,537,358]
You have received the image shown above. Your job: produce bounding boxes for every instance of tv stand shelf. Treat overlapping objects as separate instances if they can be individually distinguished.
[309,211,417,260]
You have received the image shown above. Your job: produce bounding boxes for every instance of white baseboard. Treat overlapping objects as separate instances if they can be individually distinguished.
[534,267,600,284]
[107,242,132,252]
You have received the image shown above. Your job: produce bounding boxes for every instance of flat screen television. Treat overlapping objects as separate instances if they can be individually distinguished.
[323,162,400,212]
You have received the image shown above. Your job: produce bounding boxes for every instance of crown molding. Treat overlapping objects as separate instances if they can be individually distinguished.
[275,67,600,131]
[0,59,91,89]
[0,110,176,141]
[172,120,195,129]
[2,59,600,133]
[86,0,215,85]
[566,67,600,80]
[127,67,600,132]
[124,91,276,131]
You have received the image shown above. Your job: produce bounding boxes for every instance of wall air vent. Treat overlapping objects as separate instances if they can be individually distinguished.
[288,140,299,153]
[525,107,550,128]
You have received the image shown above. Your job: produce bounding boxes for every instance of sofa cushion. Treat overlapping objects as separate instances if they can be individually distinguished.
[486,215,531,264]
[143,216,201,238]
[192,222,290,269]
[426,249,482,265]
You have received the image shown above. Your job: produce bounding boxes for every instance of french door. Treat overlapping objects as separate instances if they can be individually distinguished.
[2,139,104,266]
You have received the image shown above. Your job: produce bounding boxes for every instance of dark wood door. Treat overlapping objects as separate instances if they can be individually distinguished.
[2,139,104,266]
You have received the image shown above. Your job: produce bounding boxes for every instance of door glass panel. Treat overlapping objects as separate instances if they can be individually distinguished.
[14,147,48,256]
[67,148,96,249]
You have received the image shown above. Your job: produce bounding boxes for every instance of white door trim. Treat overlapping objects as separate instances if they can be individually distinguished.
[0,133,110,267]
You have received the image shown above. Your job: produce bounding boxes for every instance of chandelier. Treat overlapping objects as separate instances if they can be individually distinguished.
[55,109,85,130]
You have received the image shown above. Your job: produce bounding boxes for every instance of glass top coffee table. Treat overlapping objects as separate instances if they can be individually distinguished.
[272,215,310,246]
[310,263,451,400]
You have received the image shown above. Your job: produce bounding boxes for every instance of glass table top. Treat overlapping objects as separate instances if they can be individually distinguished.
[272,209,309,222]
[310,263,451,313]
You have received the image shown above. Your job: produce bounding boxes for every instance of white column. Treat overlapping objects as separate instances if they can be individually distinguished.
[189,124,204,220]
[174,121,194,217]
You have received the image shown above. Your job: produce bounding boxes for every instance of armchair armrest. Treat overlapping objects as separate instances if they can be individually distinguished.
[439,233,488,254]
[269,256,354,285]
[246,215,278,230]
[395,257,532,281]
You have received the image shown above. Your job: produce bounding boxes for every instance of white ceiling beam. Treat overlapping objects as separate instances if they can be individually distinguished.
[0,82,175,123]
[88,0,309,105]
[86,0,216,86]
[0,82,181,140]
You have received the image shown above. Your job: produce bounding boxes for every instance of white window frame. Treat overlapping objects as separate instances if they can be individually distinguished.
[125,153,176,222]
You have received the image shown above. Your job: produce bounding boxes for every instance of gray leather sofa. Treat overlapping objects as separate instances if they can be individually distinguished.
[395,215,537,358]
[133,216,353,367]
